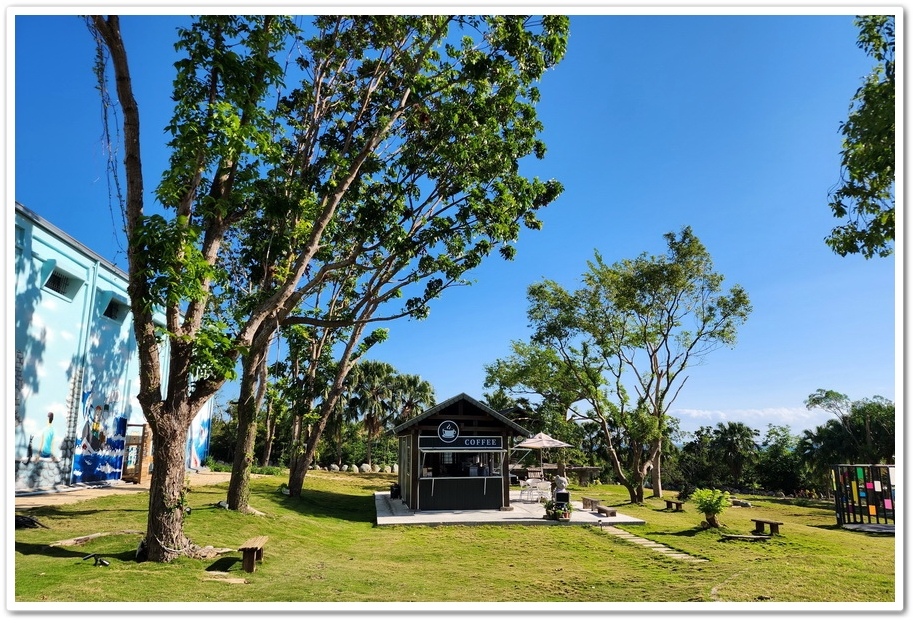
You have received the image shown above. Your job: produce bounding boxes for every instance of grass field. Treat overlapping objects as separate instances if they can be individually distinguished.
[12,470,898,611]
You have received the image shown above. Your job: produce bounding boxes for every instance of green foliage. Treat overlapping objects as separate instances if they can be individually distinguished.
[803,389,895,466]
[189,320,240,381]
[690,487,731,517]
[710,421,759,489]
[485,227,751,503]
[754,425,803,494]
[827,15,895,259]
[91,14,570,559]
[203,456,232,472]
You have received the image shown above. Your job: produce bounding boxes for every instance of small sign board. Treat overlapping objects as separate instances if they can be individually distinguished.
[419,435,503,450]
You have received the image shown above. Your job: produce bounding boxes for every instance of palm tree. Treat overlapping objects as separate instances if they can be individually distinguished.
[321,371,359,468]
[710,421,759,489]
[391,374,435,424]
[385,374,435,463]
[348,360,397,467]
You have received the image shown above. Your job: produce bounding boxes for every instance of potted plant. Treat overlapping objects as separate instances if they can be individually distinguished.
[543,499,571,521]
[690,487,731,528]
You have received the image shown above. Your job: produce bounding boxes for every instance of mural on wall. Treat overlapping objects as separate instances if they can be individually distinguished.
[18,409,65,465]
[187,407,212,469]
[71,384,128,484]
[15,205,213,492]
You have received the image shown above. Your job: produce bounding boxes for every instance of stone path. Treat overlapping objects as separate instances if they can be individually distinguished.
[601,525,707,563]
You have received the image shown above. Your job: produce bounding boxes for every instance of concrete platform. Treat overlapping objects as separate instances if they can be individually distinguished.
[375,491,646,527]
[842,523,895,535]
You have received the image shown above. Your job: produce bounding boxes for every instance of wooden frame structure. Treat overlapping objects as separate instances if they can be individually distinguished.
[392,394,531,511]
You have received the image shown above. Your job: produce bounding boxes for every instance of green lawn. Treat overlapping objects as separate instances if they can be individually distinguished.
[13,471,898,608]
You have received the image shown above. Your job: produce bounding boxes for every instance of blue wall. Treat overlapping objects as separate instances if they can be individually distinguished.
[13,203,211,491]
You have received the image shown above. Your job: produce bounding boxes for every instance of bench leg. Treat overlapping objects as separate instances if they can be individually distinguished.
[242,549,259,573]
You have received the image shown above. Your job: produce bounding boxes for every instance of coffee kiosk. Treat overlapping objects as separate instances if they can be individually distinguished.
[392,393,531,511]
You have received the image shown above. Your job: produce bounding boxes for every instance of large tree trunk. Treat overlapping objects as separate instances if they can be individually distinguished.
[260,398,274,467]
[288,379,348,496]
[228,341,270,511]
[144,415,193,562]
[287,325,366,497]
[287,411,305,483]
[600,425,644,504]
[651,439,663,497]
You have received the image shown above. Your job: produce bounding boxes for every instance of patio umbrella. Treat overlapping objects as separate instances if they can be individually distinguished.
[510,432,573,474]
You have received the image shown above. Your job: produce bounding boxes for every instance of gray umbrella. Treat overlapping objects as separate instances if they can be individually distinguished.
[511,432,573,474]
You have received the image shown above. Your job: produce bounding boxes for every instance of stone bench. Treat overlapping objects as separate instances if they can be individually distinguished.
[581,496,601,511]
[238,535,268,573]
[596,505,617,517]
[751,518,784,535]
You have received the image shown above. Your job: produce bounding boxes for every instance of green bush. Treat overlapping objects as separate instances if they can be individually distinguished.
[203,457,232,472]
[690,487,730,528]
[252,465,285,476]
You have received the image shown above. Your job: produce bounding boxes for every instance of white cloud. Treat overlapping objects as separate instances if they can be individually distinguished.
[670,406,836,437]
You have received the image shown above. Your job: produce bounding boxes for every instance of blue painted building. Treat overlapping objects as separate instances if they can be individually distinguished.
[13,202,212,492]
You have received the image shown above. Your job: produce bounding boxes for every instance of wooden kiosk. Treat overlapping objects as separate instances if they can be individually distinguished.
[392,393,531,511]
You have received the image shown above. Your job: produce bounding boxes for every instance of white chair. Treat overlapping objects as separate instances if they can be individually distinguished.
[520,478,542,502]
[535,480,553,502]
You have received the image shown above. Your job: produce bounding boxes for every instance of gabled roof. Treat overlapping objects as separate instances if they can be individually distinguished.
[392,392,532,437]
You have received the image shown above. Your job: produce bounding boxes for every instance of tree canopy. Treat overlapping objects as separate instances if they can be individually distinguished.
[486,227,751,503]
[826,14,895,259]
[88,14,568,561]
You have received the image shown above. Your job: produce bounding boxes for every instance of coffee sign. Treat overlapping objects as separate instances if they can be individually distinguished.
[437,420,459,443]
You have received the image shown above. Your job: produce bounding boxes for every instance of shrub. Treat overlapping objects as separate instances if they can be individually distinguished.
[690,487,730,528]
[677,483,697,501]
[252,465,285,476]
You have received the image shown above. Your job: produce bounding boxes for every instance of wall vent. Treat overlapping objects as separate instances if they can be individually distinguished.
[45,271,70,295]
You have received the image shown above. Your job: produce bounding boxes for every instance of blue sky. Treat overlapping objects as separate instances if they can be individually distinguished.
[9,6,900,441]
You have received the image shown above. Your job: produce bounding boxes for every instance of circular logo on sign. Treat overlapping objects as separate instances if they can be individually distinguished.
[437,420,459,443]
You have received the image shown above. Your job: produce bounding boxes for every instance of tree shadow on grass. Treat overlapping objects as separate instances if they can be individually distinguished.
[274,489,376,523]
[670,527,707,537]
[756,497,835,512]
[14,541,78,559]
[28,506,149,520]
[15,541,140,566]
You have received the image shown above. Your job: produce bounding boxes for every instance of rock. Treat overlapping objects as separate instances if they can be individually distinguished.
[359,463,371,473]
[330,464,340,472]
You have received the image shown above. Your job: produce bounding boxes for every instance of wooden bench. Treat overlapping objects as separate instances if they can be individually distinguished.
[581,496,600,511]
[664,499,685,511]
[238,535,268,573]
[751,519,784,535]
[596,505,617,517]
